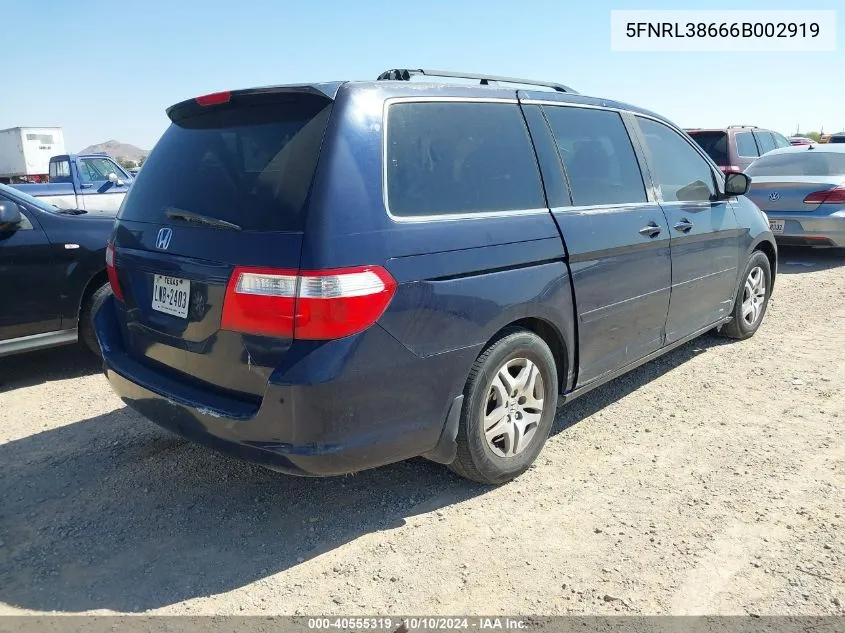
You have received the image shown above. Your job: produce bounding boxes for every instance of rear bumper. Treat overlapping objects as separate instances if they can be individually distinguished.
[95,296,478,476]
[766,212,845,247]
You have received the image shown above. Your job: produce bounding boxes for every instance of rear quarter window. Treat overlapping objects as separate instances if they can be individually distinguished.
[49,159,71,180]
[119,96,333,231]
[385,102,545,216]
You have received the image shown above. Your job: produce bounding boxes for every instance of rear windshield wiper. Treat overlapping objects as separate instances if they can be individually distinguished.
[164,207,242,231]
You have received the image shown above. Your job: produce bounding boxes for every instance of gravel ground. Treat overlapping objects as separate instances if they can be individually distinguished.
[0,246,843,616]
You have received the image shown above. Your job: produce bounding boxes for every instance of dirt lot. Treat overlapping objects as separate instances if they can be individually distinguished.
[0,246,843,616]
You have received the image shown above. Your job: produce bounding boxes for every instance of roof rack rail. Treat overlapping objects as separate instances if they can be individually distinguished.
[376,68,578,94]
[728,124,759,129]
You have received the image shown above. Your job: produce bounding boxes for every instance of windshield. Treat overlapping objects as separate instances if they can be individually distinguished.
[119,96,333,231]
[687,131,728,165]
[746,151,845,177]
[0,182,60,214]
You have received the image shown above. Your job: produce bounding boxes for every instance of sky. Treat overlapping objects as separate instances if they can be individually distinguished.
[3,0,843,152]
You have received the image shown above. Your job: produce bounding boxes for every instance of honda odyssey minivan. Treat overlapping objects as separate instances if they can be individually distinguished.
[96,69,777,485]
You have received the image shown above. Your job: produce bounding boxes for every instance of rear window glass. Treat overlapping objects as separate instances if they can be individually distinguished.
[688,131,729,165]
[119,97,333,231]
[746,151,845,177]
[386,102,544,216]
[735,132,759,158]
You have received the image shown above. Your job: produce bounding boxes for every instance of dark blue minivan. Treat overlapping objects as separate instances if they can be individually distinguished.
[96,69,777,484]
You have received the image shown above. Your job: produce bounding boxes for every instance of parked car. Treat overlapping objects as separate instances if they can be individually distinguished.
[828,133,845,144]
[11,153,133,213]
[789,136,815,146]
[686,126,791,174]
[95,69,777,485]
[0,183,114,358]
[745,144,845,248]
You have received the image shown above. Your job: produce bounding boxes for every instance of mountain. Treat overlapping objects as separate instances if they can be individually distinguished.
[79,140,149,163]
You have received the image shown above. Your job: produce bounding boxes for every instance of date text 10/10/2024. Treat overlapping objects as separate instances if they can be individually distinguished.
[306,617,528,631]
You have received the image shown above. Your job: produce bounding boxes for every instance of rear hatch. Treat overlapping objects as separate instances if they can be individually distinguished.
[110,88,334,400]
[745,150,845,213]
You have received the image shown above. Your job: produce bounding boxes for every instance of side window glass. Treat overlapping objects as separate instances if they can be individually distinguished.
[542,106,646,206]
[18,207,34,230]
[386,102,545,216]
[78,159,98,182]
[755,131,776,154]
[735,132,759,158]
[772,132,791,148]
[637,118,716,203]
[78,158,124,182]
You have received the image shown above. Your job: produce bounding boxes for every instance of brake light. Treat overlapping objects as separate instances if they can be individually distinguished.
[719,165,742,174]
[195,91,231,106]
[803,186,845,204]
[105,242,124,301]
[221,265,397,340]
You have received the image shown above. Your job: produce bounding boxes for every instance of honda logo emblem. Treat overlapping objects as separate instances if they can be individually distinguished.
[155,227,173,250]
[769,192,780,202]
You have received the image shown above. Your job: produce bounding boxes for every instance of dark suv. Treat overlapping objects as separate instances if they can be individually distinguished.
[95,69,777,484]
[687,126,791,174]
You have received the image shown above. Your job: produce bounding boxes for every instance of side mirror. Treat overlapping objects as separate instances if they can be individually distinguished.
[724,172,750,197]
[108,172,125,186]
[0,201,23,230]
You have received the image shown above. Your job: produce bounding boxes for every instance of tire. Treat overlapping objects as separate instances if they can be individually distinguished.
[79,282,112,356]
[448,328,558,485]
[718,251,772,340]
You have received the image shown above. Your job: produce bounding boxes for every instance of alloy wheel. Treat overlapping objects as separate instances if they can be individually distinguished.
[741,265,766,327]
[483,358,545,458]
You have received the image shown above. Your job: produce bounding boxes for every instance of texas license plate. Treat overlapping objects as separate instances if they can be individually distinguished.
[152,275,190,318]
[769,219,785,234]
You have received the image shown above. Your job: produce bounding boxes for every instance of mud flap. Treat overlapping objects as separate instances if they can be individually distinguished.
[421,394,463,465]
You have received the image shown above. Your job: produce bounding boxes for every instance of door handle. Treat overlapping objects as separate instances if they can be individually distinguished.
[674,219,694,233]
[639,222,662,238]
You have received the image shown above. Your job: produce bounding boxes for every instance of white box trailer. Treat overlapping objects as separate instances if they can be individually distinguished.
[0,126,66,181]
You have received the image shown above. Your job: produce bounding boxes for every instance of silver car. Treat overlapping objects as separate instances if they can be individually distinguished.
[745,144,845,247]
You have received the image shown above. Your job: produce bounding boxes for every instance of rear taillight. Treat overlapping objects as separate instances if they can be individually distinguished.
[221,265,397,340]
[803,186,845,204]
[105,242,124,301]
[719,165,742,174]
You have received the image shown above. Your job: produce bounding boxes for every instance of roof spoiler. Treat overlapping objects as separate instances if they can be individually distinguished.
[165,84,340,123]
